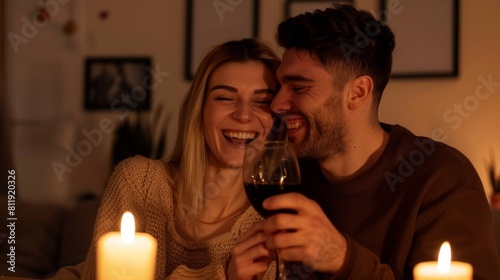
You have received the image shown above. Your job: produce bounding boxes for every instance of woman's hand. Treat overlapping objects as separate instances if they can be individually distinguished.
[227,221,274,280]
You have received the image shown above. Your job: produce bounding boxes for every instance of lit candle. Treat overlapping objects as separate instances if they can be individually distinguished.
[413,241,473,280]
[97,212,157,280]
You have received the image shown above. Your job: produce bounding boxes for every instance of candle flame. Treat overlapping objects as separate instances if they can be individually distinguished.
[437,241,451,273]
[120,211,135,244]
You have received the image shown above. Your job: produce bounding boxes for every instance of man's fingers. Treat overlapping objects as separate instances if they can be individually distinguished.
[261,213,301,234]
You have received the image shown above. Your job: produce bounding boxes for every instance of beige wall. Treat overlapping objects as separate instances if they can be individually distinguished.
[3,0,500,204]
[378,0,500,199]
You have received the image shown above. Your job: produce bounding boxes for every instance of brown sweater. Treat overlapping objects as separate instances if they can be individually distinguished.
[296,124,500,279]
[53,156,275,280]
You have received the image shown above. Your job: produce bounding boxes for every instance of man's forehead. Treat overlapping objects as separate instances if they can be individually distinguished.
[282,48,316,63]
[278,48,325,77]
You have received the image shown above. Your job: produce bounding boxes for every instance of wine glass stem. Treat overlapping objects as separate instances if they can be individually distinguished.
[276,250,287,280]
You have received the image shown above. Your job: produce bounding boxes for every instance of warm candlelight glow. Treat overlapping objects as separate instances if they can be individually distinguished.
[120,211,135,243]
[437,241,451,273]
[413,241,472,280]
[97,212,157,280]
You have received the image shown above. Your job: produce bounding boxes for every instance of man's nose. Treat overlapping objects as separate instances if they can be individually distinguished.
[271,87,292,115]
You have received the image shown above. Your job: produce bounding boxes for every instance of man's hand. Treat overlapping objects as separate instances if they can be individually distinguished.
[261,192,347,274]
[227,221,274,280]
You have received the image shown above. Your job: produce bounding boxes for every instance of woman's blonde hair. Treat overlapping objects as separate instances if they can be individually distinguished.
[168,38,281,223]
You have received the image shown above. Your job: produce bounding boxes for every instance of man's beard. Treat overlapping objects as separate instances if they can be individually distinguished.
[295,94,346,162]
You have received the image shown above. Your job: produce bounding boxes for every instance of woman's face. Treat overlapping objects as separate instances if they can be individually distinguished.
[203,61,278,169]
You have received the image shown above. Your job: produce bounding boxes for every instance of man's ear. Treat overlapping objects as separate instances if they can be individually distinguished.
[346,75,373,110]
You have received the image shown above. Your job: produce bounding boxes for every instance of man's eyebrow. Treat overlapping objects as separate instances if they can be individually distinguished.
[281,75,314,83]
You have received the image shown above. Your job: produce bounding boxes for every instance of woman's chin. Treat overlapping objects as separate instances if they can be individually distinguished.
[225,160,243,169]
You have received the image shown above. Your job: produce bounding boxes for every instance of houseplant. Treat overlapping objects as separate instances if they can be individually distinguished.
[112,105,169,167]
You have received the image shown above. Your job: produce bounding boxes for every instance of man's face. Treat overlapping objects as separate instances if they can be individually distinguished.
[271,48,346,161]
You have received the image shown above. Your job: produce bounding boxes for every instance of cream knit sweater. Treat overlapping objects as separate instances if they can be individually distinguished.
[53,156,274,279]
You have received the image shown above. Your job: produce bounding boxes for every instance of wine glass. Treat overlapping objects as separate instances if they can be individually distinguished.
[243,140,301,280]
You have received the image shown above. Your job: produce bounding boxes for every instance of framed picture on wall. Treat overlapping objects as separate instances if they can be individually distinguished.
[185,0,259,79]
[380,0,459,78]
[84,57,152,111]
[285,0,353,18]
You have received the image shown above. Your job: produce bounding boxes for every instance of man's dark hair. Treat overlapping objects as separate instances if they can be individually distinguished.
[277,4,395,106]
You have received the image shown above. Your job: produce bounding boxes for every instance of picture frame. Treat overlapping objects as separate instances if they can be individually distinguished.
[185,0,259,79]
[84,57,152,111]
[380,0,459,78]
[285,0,353,18]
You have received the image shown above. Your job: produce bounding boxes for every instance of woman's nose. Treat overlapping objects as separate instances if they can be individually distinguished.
[232,102,253,123]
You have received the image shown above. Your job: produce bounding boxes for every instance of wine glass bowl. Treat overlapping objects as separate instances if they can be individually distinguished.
[243,141,301,217]
[242,140,301,280]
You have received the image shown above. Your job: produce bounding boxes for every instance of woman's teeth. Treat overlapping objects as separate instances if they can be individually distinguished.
[223,131,257,145]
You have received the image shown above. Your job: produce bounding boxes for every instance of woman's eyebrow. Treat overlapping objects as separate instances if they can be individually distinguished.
[208,85,237,92]
[209,85,276,95]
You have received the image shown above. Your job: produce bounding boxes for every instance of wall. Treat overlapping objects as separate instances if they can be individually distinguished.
[377,0,500,199]
[5,0,189,205]
[3,0,500,205]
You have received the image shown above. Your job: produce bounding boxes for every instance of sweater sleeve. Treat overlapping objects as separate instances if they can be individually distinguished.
[325,236,395,280]
[51,156,152,280]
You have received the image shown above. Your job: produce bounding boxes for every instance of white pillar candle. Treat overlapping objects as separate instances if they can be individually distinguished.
[413,242,473,280]
[97,212,157,280]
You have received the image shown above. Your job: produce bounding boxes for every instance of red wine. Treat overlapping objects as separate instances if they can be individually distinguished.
[244,183,300,218]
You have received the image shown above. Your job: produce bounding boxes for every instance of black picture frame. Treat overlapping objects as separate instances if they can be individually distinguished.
[84,57,152,111]
[285,0,353,18]
[380,0,459,78]
[185,0,259,80]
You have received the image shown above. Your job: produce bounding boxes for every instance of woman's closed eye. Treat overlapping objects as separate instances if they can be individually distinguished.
[215,96,236,102]
[255,98,273,106]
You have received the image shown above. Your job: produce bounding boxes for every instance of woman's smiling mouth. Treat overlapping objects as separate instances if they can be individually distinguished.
[222,130,258,145]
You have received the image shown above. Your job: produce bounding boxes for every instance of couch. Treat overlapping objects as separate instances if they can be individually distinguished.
[0,195,99,279]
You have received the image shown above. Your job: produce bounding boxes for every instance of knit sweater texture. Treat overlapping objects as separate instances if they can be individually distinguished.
[53,156,275,279]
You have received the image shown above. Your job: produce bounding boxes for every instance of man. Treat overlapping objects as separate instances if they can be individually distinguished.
[229,4,500,280]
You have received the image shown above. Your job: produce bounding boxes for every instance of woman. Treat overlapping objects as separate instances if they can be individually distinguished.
[53,38,279,279]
